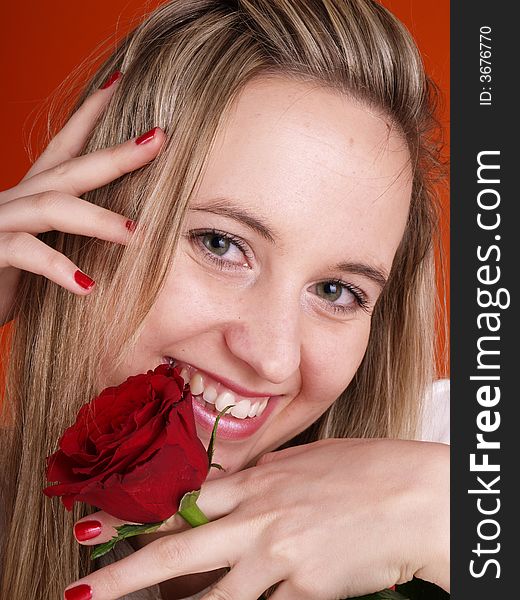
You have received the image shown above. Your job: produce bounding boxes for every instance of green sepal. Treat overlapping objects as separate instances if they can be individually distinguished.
[178,489,210,527]
[91,519,167,560]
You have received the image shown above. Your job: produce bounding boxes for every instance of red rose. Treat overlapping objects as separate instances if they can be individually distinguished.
[43,363,209,523]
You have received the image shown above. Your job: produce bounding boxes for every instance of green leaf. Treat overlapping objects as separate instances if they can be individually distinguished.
[91,520,167,559]
[206,404,234,465]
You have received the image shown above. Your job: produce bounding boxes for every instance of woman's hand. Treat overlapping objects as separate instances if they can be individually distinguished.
[0,72,165,326]
[68,438,450,600]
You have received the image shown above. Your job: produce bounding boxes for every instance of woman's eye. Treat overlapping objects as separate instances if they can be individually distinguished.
[187,229,252,269]
[188,230,371,313]
[312,280,370,315]
[316,281,344,303]
[202,233,231,257]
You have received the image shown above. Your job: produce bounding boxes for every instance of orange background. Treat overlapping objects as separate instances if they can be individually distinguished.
[0,0,449,375]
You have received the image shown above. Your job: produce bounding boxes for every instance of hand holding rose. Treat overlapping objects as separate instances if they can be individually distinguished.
[66,438,450,599]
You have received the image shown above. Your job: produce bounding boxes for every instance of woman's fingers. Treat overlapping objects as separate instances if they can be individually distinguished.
[1,126,165,206]
[154,470,255,536]
[0,127,163,299]
[0,191,135,244]
[0,231,98,294]
[73,510,187,546]
[73,512,142,544]
[73,471,252,545]
[66,518,240,600]
[22,71,122,181]
[0,72,163,321]
[185,471,251,526]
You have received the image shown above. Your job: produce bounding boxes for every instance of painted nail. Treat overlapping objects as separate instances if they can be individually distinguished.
[100,70,122,89]
[64,583,92,600]
[74,270,95,290]
[135,127,159,145]
[125,219,137,233]
[74,520,102,542]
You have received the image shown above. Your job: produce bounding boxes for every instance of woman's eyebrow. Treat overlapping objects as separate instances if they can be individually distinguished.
[333,262,388,289]
[190,197,388,289]
[189,198,277,243]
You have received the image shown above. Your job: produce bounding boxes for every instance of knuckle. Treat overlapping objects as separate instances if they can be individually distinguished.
[107,145,128,179]
[44,135,64,157]
[203,586,234,600]
[49,161,71,182]
[260,520,303,571]
[101,563,126,596]
[288,578,320,599]
[152,536,190,574]
[267,539,291,567]
[31,189,63,213]
[45,249,66,274]
[255,452,274,466]
[5,232,33,260]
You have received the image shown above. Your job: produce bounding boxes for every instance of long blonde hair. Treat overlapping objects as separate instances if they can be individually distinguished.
[0,0,444,596]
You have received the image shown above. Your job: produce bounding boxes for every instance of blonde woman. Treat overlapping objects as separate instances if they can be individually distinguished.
[0,1,449,599]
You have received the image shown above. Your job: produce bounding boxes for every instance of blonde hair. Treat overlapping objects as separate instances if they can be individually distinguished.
[0,0,445,596]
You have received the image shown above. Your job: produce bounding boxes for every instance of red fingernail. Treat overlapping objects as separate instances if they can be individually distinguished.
[64,584,92,600]
[74,270,95,290]
[74,520,102,541]
[100,70,122,89]
[125,219,137,232]
[135,127,159,145]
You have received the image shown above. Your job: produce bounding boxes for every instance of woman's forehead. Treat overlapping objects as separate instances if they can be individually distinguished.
[191,76,412,269]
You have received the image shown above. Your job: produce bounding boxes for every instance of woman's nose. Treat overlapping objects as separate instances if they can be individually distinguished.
[223,291,302,385]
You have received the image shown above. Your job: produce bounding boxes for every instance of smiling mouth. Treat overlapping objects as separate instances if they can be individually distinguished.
[163,357,270,419]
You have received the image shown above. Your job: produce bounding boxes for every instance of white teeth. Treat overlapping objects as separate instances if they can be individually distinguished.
[230,399,251,419]
[203,385,218,404]
[215,391,236,412]
[190,373,204,396]
[248,402,260,418]
[171,359,272,419]
[256,398,269,417]
[180,367,190,385]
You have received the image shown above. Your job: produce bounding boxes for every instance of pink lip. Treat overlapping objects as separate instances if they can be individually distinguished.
[191,394,281,441]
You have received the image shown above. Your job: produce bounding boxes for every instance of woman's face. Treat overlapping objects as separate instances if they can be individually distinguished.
[109,77,412,477]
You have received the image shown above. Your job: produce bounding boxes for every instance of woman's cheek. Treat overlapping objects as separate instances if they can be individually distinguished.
[310,321,372,392]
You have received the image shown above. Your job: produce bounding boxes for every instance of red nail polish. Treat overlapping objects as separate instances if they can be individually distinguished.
[74,520,102,541]
[135,127,159,145]
[125,219,137,232]
[64,584,92,600]
[100,70,122,89]
[74,270,95,290]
